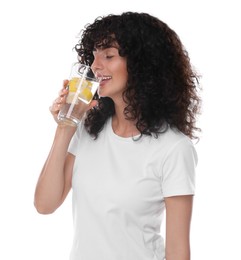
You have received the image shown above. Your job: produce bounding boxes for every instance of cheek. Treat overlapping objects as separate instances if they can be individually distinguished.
[119,71,128,85]
[116,63,128,84]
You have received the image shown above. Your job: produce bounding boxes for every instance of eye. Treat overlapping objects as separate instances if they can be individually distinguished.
[106,55,114,59]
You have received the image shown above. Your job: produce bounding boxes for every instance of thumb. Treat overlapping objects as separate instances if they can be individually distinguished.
[88,100,98,110]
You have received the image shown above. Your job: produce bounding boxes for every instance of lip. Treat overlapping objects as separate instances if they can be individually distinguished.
[97,81,107,97]
[99,81,104,87]
[99,76,112,86]
[99,80,107,87]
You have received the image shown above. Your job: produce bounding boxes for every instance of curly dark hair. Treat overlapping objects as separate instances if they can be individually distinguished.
[74,12,201,140]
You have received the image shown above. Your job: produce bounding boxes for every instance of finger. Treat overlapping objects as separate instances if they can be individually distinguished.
[49,102,60,113]
[55,96,64,104]
[50,96,64,112]
[59,88,68,97]
[88,100,98,110]
[58,80,69,96]
[63,79,69,88]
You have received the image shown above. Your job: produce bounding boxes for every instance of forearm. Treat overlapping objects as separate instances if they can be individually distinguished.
[34,125,75,213]
[165,195,193,260]
[165,242,190,260]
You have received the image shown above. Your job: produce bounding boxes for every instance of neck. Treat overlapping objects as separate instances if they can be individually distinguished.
[112,105,139,138]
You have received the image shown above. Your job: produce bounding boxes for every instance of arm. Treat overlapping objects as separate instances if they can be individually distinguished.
[34,81,76,214]
[34,80,98,214]
[34,125,76,214]
[164,195,193,260]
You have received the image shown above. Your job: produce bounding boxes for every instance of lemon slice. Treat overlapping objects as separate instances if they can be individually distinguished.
[68,77,80,92]
[79,88,93,102]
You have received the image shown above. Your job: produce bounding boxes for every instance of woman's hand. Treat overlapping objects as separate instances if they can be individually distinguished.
[49,80,98,124]
[49,80,69,124]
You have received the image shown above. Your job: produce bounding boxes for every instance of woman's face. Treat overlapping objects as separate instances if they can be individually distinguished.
[91,46,128,102]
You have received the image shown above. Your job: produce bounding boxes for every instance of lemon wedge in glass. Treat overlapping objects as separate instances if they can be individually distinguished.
[79,88,93,102]
[68,77,80,92]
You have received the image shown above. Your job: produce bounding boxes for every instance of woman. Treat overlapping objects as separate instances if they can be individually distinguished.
[34,12,201,260]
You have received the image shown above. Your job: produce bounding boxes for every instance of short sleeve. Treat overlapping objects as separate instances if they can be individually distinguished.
[68,121,84,156]
[161,137,198,197]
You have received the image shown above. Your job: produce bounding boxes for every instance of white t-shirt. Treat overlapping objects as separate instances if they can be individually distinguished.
[68,117,197,260]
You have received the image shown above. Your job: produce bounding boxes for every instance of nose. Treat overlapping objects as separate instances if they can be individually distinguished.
[91,56,103,75]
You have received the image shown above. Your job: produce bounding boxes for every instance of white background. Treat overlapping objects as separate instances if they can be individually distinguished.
[0,0,240,259]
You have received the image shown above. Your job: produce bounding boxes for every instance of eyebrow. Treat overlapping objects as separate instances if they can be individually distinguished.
[92,46,119,52]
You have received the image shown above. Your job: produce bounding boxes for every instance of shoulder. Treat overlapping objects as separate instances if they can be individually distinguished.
[150,126,195,155]
[157,127,198,197]
[147,126,198,176]
[159,127,198,166]
[165,127,196,157]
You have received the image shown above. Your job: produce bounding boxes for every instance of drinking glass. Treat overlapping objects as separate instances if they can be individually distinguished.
[58,62,101,126]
